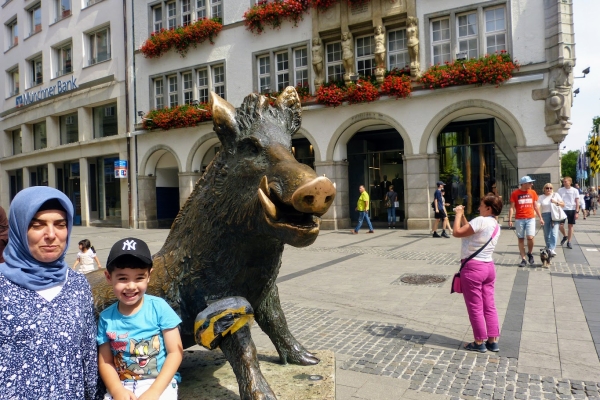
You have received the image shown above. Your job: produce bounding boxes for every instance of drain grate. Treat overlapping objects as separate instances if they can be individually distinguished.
[391,273,450,287]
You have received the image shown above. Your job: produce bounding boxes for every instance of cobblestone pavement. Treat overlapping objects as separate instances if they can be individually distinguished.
[281,303,600,400]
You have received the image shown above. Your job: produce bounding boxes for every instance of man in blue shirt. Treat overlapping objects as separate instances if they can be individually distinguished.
[432,181,450,238]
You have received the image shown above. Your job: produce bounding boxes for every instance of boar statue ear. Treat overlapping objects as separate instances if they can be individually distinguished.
[275,86,302,136]
[210,91,240,150]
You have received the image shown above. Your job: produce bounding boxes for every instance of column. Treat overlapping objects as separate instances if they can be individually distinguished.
[21,124,33,153]
[23,166,31,188]
[178,172,202,208]
[78,107,93,142]
[404,153,439,230]
[46,116,60,148]
[1,130,11,158]
[118,150,130,228]
[0,166,10,209]
[48,162,57,188]
[79,157,90,227]
[314,160,350,230]
[137,175,158,229]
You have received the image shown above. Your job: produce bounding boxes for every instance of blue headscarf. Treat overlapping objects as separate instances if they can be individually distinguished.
[0,187,74,291]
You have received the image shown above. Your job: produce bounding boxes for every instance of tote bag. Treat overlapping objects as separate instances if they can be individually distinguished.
[550,194,567,222]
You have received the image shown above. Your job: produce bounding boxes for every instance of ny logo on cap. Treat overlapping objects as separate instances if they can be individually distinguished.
[122,240,137,251]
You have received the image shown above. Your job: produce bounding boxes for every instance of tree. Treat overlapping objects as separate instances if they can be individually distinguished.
[561,150,579,182]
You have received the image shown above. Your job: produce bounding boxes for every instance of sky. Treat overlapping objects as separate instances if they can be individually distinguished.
[564,0,600,152]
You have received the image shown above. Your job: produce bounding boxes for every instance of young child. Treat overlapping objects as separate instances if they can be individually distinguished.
[73,239,102,272]
[97,237,183,400]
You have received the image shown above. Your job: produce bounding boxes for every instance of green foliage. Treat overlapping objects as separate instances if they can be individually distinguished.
[593,116,600,134]
[561,150,579,181]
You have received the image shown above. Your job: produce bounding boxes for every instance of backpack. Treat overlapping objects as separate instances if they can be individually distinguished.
[431,200,435,210]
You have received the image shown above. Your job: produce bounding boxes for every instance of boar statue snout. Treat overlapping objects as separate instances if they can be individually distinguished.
[291,176,336,216]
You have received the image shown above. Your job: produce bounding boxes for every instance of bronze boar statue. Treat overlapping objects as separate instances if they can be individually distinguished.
[86,87,336,399]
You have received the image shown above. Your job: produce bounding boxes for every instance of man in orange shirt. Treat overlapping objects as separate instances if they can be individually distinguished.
[508,176,544,267]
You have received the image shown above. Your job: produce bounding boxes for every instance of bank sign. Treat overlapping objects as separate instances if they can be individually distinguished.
[15,76,78,107]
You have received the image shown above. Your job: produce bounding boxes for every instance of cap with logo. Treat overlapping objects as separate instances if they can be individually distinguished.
[106,237,153,267]
[519,176,535,185]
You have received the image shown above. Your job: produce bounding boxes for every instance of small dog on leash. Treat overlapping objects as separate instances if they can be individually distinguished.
[540,248,551,268]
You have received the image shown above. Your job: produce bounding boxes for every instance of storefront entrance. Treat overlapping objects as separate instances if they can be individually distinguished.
[347,129,404,227]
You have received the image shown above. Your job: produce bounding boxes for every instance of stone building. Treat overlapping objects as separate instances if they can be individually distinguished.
[1,0,577,230]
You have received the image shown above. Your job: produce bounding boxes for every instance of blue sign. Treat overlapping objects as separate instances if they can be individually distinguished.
[114,160,128,179]
[15,76,78,107]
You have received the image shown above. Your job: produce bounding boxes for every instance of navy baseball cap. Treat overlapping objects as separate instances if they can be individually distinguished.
[106,237,153,267]
[436,181,445,186]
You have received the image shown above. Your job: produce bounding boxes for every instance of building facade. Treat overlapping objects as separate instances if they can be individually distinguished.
[1,0,576,230]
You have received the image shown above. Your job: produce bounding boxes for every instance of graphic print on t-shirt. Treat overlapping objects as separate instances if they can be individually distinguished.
[107,331,161,380]
[511,190,538,219]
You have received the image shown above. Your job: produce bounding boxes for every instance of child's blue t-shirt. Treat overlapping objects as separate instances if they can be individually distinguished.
[96,294,182,382]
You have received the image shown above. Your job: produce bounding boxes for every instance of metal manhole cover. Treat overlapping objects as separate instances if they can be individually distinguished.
[400,274,447,285]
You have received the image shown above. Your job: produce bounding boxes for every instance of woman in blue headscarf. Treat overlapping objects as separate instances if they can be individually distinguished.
[0,187,97,399]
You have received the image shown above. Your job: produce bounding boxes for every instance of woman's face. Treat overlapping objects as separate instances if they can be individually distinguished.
[27,210,68,263]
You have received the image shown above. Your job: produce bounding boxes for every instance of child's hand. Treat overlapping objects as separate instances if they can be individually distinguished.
[111,388,137,400]
[137,388,161,400]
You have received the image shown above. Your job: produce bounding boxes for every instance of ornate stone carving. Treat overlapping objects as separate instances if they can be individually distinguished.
[374,26,386,83]
[546,61,574,126]
[312,36,324,91]
[341,31,355,85]
[407,16,420,79]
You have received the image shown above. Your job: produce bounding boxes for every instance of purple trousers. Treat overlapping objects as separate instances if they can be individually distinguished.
[460,259,500,341]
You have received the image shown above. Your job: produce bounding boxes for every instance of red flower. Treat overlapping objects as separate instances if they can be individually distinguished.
[143,104,213,130]
[380,74,411,99]
[243,0,310,34]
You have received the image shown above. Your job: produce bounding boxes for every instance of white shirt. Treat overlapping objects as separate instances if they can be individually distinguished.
[557,187,579,210]
[460,216,499,262]
[537,193,564,214]
[77,248,97,272]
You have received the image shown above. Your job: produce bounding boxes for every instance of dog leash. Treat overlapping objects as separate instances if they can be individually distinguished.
[509,225,542,238]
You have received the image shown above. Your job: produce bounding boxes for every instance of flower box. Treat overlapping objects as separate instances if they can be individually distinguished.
[143,104,213,131]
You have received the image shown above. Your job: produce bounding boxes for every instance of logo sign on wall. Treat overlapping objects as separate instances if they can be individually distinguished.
[114,160,128,179]
[15,76,78,107]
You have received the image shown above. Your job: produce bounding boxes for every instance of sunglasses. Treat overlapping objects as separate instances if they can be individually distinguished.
[544,187,553,190]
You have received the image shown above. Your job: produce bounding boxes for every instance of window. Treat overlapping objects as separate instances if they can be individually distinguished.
[153,5,163,32]
[93,103,117,138]
[326,42,344,82]
[30,56,43,87]
[183,72,193,104]
[182,0,192,26]
[60,112,78,144]
[196,0,206,19]
[431,18,451,65]
[258,55,270,93]
[154,78,164,109]
[12,129,22,155]
[8,67,19,97]
[168,75,178,107]
[167,1,176,29]
[7,18,18,49]
[212,65,225,99]
[55,42,72,77]
[89,27,110,65]
[33,122,47,150]
[388,29,409,70]
[55,0,71,22]
[211,0,222,19]
[29,3,42,35]
[294,48,308,87]
[275,51,289,91]
[197,68,208,103]
[485,7,506,54]
[457,12,478,59]
[355,35,375,77]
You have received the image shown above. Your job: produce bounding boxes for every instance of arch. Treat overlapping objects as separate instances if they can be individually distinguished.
[292,127,322,162]
[326,112,414,161]
[139,145,182,176]
[185,132,220,172]
[419,99,526,154]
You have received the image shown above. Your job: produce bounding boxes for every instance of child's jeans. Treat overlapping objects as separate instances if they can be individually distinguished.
[104,379,178,399]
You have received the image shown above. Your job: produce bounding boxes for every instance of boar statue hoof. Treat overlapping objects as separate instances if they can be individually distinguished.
[279,344,319,366]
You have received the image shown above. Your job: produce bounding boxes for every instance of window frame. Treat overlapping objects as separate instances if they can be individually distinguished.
[354,33,376,78]
[30,56,43,87]
[54,0,72,23]
[167,1,177,29]
[387,28,409,71]
[182,71,193,104]
[88,26,111,66]
[456,11,479,60]
[7,66,19,97]
[28,3,42,37]
[59,112,79,145]
[431,17,451,65]
[181,0,192,26]
[255,42,310,93]
[12,128,22,155]
[325,41,344,83]
[33,121,47,150]
[93,102,118,138]
[54,41,73,77]
[153,77,164,109]
[484,6,507,55]
[168,75,178,107]
[293,47,308,88]
[152,4,163,32]
[6,17,18,50]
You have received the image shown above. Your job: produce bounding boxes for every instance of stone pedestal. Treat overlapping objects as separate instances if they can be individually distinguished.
[545,123,571,144]
[178,349,335,399]
[138,175,158,229]
[314,161,350,230]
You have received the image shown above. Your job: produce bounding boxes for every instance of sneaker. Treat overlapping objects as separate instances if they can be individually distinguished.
[527,253,534,265]
[465,342,487,353]
[441,231,451,238]
[392,226,396,229]
[519,259,527,267]
[388,226,391,229]
[549,249,557,257]
[567,242,572,249]
[485,341,500,352]
[560,236,568,246]
[432,231,441,238]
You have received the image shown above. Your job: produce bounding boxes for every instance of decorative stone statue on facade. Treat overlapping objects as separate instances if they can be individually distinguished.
[546,60,574,126]
[406,17,420,79]
[374,26,386,83]
[312,36,324,92]
[341,31,355,85]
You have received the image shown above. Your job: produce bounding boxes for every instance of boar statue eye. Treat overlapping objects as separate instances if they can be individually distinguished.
[238,137,261,155]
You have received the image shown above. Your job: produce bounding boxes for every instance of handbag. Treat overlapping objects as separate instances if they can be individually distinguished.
[451,223,499,294]
[385,199,391,208]
[550,194,567,222]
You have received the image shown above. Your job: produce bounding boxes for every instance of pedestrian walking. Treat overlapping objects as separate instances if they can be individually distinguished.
[441,188,453,234]
[384,185,398,229]
[584,190,591,218]
[431,181,450,238]
[0,205,7,263]
[453,194,502,353]
[590,186,598,215]
[508,176,544,267]
[73,239,102,273]
[352,185,374,234]
[558,176,580,249]
[537,183,564,256]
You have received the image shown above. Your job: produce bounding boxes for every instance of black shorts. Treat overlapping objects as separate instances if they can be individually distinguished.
[562,210,576,225]
[435,211,447,219]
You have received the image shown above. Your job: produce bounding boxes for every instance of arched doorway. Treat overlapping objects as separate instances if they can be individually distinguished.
[154,151,179,227]
[347,127,404,226]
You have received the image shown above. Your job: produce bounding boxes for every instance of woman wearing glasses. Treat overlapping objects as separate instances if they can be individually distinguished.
[537,184,565,256]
